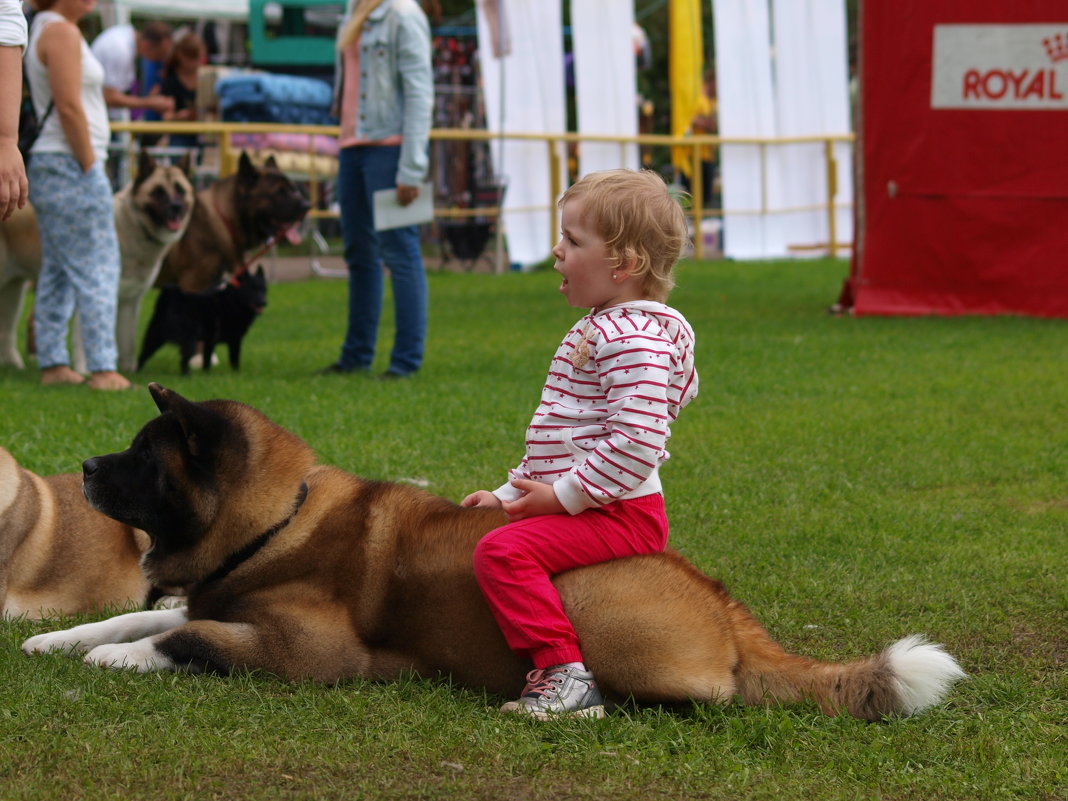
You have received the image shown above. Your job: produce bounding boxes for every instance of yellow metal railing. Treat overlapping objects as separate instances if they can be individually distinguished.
[112,121,855,261]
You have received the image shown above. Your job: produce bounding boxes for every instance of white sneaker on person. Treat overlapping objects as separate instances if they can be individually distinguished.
[500,665,606,719]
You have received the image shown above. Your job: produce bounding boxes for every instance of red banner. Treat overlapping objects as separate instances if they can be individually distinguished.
[840,1,1068,317]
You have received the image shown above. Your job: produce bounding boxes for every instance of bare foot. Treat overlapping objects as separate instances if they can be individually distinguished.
[87,371,133,391]
[40,366,86,386]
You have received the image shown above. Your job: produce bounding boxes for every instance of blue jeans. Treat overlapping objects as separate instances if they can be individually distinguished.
[336,145,427,374]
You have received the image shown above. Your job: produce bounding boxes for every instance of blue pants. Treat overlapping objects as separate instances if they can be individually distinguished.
[336,145,427,375]
[28,155,120,373]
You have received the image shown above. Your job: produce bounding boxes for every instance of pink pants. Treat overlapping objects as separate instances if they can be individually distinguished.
[473,494,669,668]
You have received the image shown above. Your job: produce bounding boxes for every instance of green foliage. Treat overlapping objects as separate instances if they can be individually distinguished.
[1,260,1065,800]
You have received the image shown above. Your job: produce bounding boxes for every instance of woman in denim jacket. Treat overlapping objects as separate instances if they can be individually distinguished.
[321,0,433,379]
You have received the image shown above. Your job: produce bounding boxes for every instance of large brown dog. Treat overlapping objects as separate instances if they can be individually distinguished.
[23,385,964,720]
[0,446,151,619]
[157,152,309,292]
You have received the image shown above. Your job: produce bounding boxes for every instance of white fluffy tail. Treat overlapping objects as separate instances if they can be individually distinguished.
[886,635,966,715]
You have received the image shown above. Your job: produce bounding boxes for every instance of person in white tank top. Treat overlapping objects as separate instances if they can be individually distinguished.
[0,0,28,220]
[24,0,131,391]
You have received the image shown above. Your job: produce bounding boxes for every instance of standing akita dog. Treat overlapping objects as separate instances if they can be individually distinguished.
[24,385,964,720]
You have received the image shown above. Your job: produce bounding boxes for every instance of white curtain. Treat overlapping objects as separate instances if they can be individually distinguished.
[477,0,567,267]
[771,0,853,255]
[713,0,781,259]
[713,0,852,259]
[570,0,640,176]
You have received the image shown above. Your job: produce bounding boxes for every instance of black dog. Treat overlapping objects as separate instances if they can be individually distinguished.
[138,266,268,374]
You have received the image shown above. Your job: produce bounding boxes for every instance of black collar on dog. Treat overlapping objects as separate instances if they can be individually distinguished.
[198,481,309,588]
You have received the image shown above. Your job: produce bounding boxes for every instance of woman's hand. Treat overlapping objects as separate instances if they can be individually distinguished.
[396,183,419,207]
[0,141,27,221]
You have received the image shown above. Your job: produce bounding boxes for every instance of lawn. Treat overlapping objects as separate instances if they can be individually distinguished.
[0,259,1064,800]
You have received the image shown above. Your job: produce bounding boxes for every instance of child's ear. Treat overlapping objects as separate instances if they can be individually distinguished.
[612,258,638,282]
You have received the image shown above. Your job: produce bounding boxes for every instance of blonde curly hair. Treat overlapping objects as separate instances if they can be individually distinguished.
[559,170,689,303]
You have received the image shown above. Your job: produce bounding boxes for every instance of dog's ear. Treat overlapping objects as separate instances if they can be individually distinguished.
[263,154,280,171]
[176,151,193,179]
[149,382,171,413]
[148,383,222,459]
[134,149,156,190]
[237,151,259,185]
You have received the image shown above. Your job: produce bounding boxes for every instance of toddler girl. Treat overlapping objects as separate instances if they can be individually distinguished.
[462,169,699,718]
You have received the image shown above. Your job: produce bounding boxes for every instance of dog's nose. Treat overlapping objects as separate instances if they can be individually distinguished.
[83,457,99,478]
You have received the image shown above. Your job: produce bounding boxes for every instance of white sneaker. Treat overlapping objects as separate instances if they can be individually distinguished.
[500,665,606,719]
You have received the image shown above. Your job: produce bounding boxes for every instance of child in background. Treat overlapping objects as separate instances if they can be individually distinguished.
[462,169,699,719]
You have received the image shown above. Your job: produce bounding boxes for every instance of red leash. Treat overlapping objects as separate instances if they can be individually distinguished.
[211,193,285,287]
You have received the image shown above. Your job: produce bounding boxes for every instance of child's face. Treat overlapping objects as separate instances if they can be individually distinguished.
[553,198,639,311]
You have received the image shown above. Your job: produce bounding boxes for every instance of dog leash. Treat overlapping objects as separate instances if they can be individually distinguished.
[210,193,288,287]
[228,237,276,287]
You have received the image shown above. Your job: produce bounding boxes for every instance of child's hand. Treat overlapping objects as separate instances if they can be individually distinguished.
[501,479,566,521]
[461,490,501,509]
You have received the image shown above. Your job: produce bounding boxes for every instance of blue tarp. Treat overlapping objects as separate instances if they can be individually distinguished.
[216,73,336,125]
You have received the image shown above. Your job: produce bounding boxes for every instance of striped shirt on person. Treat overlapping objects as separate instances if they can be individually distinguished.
[494,300,699,515]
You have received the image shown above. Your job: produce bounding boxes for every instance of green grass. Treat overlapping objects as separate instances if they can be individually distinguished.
[1,259,1065,800]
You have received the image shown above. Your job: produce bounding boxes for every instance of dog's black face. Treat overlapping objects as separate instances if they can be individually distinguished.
[133,150,194,235]
[235,153,310,244]
[81,386,242,574]
[229,265,268,316]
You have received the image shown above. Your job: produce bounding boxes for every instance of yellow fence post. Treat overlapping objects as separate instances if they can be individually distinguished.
[548,137,562,252]
[824,138,838,259]
[691,140,703,261]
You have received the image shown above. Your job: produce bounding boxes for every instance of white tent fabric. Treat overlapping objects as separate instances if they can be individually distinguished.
[477,0,567,267]
[771,0,853,255]
[570,0,640,176]
[713,0,781,259]
[713,0,852,259]
[97,0,249,23]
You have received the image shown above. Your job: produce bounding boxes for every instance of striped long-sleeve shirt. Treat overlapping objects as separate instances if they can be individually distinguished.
[494,301,699,514]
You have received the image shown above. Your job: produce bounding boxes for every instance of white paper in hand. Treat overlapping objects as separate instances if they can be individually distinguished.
[372,183,434,231]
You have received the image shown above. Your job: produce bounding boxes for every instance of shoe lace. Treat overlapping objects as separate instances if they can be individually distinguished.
[521,667,568,700]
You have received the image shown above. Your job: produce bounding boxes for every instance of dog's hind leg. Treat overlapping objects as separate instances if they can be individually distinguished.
[70,311,88,374]
[227,337,241,371]
[0,278,28,369]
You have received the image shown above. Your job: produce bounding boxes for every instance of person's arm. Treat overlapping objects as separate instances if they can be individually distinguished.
[101,85,174,115]
[38,20,95,172]
[393,10,433,205]
[0,43,28,220]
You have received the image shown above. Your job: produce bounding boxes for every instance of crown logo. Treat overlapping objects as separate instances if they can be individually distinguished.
[1043,32,1068,63]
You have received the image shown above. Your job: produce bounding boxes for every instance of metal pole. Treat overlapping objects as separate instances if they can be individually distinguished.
[494,3,507,274]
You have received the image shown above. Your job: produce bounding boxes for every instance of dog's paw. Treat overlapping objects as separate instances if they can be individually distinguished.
[85,639,175,673]
[23,629,93,656]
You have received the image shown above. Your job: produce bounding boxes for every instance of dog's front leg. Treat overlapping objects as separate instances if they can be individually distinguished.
[94,619,262,675]
[84,637,179,672]
[22,607,189,657]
